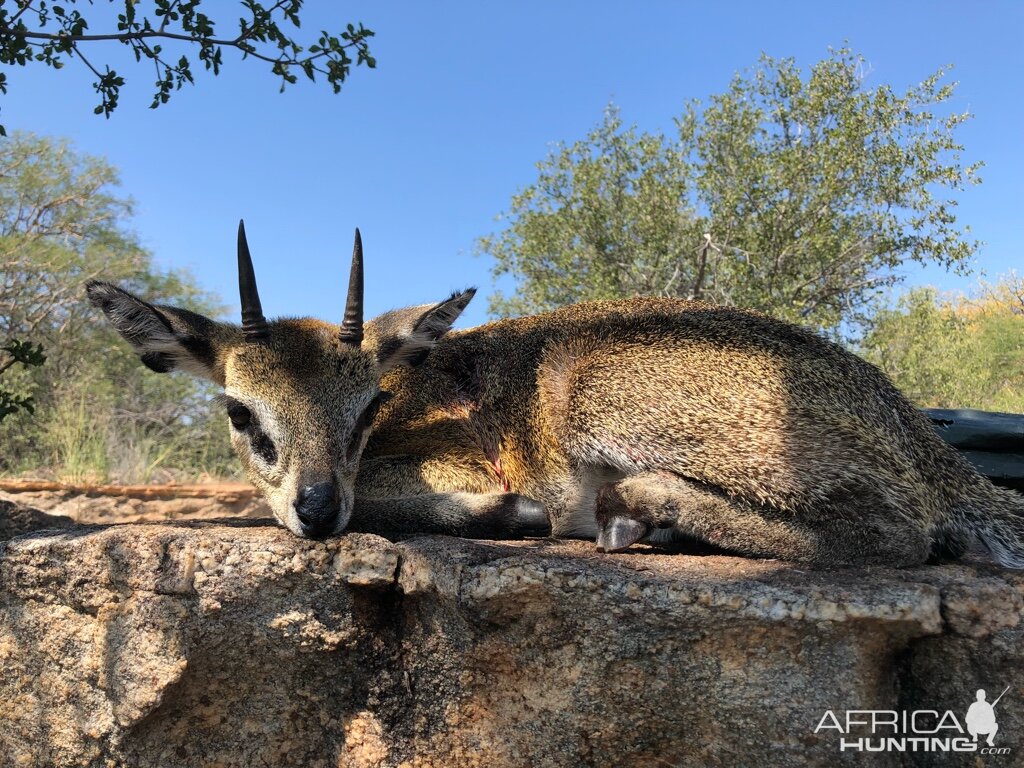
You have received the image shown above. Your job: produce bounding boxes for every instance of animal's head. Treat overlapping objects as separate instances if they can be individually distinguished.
[87,222,474,539]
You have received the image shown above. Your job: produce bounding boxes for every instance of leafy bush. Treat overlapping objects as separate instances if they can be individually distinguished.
[861,276,1024,411]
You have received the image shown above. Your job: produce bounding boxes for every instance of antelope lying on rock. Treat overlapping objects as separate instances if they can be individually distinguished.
[88,223,1024,568]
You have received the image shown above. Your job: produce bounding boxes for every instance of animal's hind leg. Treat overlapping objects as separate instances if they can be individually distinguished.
[595,473,820,561]
[595,472,930,567]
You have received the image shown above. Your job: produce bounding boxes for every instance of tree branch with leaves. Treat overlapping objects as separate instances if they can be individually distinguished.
[0,0,375,133]
[0,337,44,422]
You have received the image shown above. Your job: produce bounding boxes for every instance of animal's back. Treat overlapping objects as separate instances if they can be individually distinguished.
[379,296,1024,565]
[503,300,946,515]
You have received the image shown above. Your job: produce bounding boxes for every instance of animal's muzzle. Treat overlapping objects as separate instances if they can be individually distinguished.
[294,481,342,539]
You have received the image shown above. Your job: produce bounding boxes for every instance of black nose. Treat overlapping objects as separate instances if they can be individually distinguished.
[294,482,340,538]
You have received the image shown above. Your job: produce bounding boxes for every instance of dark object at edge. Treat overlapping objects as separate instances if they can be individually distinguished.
[925,408,1024,492]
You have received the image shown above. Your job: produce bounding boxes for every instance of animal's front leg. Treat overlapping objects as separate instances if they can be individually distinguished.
[349,455,550,538]
[348,493,549,538]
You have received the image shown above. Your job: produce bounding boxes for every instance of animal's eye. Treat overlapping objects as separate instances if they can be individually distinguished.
[228,403,252,430]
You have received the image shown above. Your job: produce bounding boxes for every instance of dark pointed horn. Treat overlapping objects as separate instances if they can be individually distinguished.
[237,220,269,341]
[338,228,364,346]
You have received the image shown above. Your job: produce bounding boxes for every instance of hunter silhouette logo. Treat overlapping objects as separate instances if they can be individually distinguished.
[814,686,1013,755]
[966,687,1009,747]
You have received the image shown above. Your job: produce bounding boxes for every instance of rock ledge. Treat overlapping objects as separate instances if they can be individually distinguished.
[1,516,1022,767]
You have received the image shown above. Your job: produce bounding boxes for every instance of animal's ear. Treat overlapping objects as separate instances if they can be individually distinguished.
[86,280,237,385]
[366,288,476,371]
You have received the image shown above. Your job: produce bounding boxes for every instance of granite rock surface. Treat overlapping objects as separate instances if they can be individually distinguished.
[0,511,1021,767]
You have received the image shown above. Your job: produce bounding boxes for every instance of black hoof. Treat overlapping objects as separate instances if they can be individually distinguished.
[596,516,648,553]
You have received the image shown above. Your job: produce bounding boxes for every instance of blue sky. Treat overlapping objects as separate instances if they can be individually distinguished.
[4,1,1022,327]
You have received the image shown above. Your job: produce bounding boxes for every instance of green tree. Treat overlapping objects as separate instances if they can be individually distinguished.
[479,106,703,317]
[0,133,235,481]
[861,278,1024,411]
[0,0,375,132]
[480,48,981,331]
